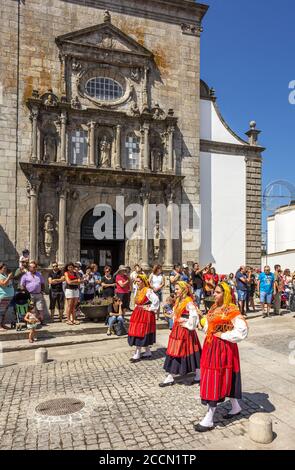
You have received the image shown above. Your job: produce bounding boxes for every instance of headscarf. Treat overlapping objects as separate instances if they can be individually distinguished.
[219,281,236,307]
[205,282,241,343]
[135,274,150,305]
[137,274,149,287]
[174,281,193,320]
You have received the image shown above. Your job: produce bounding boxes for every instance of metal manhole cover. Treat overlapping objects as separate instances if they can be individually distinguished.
[35,398,85,416]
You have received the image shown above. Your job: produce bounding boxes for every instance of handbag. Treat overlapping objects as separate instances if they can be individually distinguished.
[113,321,127,336]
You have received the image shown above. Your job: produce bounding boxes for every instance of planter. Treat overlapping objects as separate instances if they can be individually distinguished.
[80,302,111,321]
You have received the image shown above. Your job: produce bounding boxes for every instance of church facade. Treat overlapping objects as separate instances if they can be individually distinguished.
[0,0,264,273]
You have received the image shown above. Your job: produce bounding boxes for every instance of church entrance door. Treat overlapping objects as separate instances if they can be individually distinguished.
[80,208,125,273]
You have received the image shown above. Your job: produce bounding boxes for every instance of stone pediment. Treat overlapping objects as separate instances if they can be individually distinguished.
[56,19,153,60]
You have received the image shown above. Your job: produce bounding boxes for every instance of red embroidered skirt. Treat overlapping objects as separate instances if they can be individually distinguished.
[128,305,156,347]
[200,336,242,406]
[164,322,201,376]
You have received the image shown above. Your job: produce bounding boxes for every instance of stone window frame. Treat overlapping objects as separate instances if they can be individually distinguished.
[123,126,142,171]
[78,66,130,107]
[69,127,89,166]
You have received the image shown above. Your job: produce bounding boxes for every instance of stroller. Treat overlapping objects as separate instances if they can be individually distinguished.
[14,288,31,331]
[15,303,29,331]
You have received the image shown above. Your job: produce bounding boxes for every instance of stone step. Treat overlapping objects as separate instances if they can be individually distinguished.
[1,331,124,353]
[0,317,169,342]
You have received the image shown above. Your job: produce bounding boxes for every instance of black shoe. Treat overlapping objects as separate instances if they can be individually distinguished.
[130,358,141,363]
[223,412,241,420]
[194,423,214,433]
[159,381,174,388]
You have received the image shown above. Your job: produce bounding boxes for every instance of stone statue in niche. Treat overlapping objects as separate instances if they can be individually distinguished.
[44,214,54,257]
[44,91,56,107]
[44,134,57,163]
[99,136,111,168]
[151,147,163,173]
[153,223,161,260]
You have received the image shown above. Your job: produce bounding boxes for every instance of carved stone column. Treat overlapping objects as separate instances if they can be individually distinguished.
[164,188,175,270]
[142,67,150,110]
[59,111,67,164]
[88,121,96,167]
[115,124,122,169]
[140,185,151,270]
[143,122,150,170]
[27,177,40,261]
[30,106,39,162]
[57,178,68,266]
[167,126,175,172]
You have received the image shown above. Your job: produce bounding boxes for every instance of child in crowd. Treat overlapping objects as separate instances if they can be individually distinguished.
[163,294,176,330]
[24,304,40,343]
[19,249,30,268]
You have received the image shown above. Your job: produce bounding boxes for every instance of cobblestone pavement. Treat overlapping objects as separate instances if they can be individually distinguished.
[0,348,261,451]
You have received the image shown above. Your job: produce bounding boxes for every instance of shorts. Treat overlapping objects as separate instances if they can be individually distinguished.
[30,293,44,311]
[260,292,273,304]
[237,290,247,302]
[65,289,80,299]
[49,291,65,311]
[27,323,38,330]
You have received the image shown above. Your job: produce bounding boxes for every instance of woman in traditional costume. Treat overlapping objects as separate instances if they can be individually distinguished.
[159,281,202,387]
[194,281,248,432]
[128,274,159,363]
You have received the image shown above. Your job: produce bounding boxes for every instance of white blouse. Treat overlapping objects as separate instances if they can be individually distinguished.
[203,316,248,343]
[180,302,200,331]
[144,289,160,312]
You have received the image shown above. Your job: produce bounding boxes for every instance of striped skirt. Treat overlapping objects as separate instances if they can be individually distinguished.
[164,322,201,376]
[128,305,156,347]
[200,336,242,407]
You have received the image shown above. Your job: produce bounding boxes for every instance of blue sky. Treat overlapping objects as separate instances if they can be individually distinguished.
[201,0,295,226]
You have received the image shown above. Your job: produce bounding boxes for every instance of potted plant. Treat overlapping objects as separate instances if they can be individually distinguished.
[80,298,112,322]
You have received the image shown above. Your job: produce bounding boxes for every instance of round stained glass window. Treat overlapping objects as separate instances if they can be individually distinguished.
[85,77,124,101]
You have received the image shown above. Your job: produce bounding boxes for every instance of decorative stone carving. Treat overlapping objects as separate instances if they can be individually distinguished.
[44,133,57,163]
[153,223,162,260]
[181,23,203,37]
[131,67,141,82]
[42,89,58,107]
[71,96,82,109]
[32,89,40,99]
[43,213,54,257]
[129,102,140,116]
[99,136,111,168]
[72,58,82,72]
[100,32,114,49]
[152,104,166,120]
[104,10,111,23]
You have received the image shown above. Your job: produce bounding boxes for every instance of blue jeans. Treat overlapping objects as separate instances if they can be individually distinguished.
[194,288,203,308]
[108,315,124,327]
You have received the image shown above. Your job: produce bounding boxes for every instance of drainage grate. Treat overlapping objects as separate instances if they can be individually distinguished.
[35,398,85,416]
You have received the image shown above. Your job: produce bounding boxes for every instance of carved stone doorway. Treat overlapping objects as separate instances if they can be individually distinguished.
[80,208,125,273]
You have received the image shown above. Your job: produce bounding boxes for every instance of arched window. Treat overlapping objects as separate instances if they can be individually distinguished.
[125,133,140,170]
[85,77,124,101]
[70,129,88,166]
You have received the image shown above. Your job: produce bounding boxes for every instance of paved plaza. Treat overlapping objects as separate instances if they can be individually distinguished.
[1,313,295,451]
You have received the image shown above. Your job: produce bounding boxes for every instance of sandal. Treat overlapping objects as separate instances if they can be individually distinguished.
[67,320,74,325]
[74,320,80,325]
